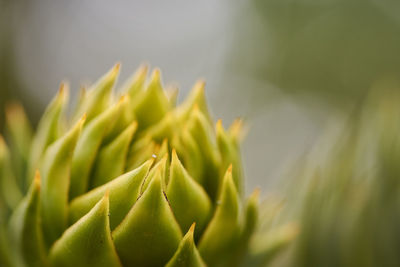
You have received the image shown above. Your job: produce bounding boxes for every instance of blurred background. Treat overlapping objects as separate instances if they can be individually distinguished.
[1,0,400,194]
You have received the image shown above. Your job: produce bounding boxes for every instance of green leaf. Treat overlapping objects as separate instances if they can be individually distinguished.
[186,107,221,200]
[166,150,212,238]
[69,159,152,230]
[199,166,240,266]
[216,119,243,196]
[175,80,212,124]
[132,68,170,130]
[121,64,148,100]
[5,102,33,191]
[125,136,157,170]
[70,102,122,199]
[72,63,120,123]
[112,169,182,267]
[173,129,204,186]
[49,193,122,267]
[8,172,47,267]
[40,117,84,247]
[229,188,260,267]
[140,154,168,193]
[166,223,207,267]
[90,122,137,188]
[0,135,23,211]
[28,84,68,185]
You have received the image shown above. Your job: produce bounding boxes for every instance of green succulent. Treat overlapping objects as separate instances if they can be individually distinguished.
[0,64,294,267]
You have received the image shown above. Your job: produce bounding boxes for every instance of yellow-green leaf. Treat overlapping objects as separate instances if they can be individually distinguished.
[166,150,212,238]
[90,122,137,188]
[166,223,207,267]
[70,102,122,199]
[132,69,170,130]
[72,63,120,123]
[40,117,84,246]
[199,166,240,266]
[0,135,23,211]
[49,193,122,267]
[112,170,182,267]
[28,84,68,184]
[69,159,152,230]
[8,172,47,267]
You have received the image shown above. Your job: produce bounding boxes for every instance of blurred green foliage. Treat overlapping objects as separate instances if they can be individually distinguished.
[284,87,400,266]
[228,0,400,107]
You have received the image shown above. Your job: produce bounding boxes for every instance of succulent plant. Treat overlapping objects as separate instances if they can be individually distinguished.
[0,64,294,267]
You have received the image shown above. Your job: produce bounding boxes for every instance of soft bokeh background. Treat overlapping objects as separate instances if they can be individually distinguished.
[1,0,400,194]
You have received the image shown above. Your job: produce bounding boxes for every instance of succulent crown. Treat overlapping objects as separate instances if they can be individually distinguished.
[0,64,292,267]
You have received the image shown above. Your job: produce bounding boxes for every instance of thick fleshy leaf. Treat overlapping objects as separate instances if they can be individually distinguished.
[186,107,221,200]
[175,80,211,124]
[121,64,148,100]
[199,166,240,266]
[141,112,176,143]
[173,129,204,185]
[132,69,170,130]
[40,117,84,246]
[0,135,23,211]
[8,172,47,267]
[166,223,207,267]
[69,159,152,230]
[5,102,33,190]
[216,119,243,196]
[70,102,122,199]
[28,84,68,184]
[49,194,122,267]
[125,136,157,170]
[0,223,12,267]
[229,188,260,267]
[166,150,212,238]
[102,95,134,144]
[72,63,120,123]
[141,154,168,192]
[90,122,137,188]
[112,170,182,267]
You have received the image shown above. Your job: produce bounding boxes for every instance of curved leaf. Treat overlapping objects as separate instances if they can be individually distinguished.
[112,170,182,267]
[49,193,122,267]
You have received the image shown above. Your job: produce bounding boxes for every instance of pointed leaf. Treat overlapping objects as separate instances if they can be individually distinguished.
[49,194,122,267]
[121,64,148,100]
[166,223,207,267]
[69,159,152,230]
[8,172,47,267]
[0,135,23,211]
[199,166,240,266]
[186,107,220,200]
[41,117,84,246]
[126,137,157,170]
[132,68,170,130]
[5,102,33,190]
[173,130,204,185]
[141,154,168,193]
[216,119,243,196]
[28,84,68,184]
[175,80,212,124]
[112,170,182,266]
[229,188,260,266]
[72,63,120,123]
[90,122,137,188]
[166,150,212,238]
[70,102,122,199]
